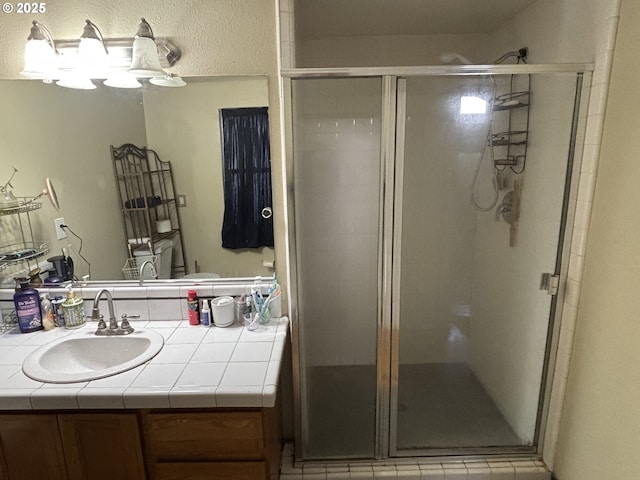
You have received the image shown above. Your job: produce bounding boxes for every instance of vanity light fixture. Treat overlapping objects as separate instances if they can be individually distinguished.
[20,20,61,80]
[20,18,182,88]
[149,73,187,87]
[127,18,167,78]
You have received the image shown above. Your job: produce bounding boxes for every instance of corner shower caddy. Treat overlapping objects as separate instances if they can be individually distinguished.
[0,200,49,275]
[111,143,187,279]
[491,75,530,246]
[491,76,531,174]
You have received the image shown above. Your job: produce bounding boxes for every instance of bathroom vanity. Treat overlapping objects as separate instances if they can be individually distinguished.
[0,306,288,480]
[0,407,281,480]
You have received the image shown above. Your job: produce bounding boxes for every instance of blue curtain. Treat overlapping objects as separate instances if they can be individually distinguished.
[220,107,274,249]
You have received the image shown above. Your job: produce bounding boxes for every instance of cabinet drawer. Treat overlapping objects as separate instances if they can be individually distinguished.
[154,461,267,480]
[145,412,265,461]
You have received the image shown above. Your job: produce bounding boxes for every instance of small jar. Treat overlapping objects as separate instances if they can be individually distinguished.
[28,268,43,285]
[51,296,65,328]
[234,296,250,324]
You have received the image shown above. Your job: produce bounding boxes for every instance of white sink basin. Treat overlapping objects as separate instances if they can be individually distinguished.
[22,329,164,384]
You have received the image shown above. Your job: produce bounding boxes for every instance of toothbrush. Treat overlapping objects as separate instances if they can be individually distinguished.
[261,289,281,319]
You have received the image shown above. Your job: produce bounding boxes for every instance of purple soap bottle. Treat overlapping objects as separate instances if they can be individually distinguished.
[13,278,43,333]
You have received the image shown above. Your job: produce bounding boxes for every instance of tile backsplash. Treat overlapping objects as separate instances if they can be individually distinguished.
[0,281,271,325]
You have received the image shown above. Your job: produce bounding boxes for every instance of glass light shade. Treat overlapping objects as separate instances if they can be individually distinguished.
[149,74,186,87]
[56,72,96,90]
[127,36,165,77]
[104,71,142,89]
[78,37,110,78]
[21,39,61,79]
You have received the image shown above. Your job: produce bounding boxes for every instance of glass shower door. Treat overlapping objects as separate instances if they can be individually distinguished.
[292,78,384,459]
[392,73,580,453]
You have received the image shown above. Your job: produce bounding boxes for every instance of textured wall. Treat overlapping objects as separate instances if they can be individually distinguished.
[0,0,277,78]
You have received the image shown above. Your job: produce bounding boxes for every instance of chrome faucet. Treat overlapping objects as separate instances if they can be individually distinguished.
[91,289,135,335]
[138,260,158,286]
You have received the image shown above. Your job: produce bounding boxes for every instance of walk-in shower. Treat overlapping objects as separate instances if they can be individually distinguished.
[285,62,589,461]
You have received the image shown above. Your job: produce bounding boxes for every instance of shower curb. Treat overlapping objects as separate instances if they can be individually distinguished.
[279,443,551,479]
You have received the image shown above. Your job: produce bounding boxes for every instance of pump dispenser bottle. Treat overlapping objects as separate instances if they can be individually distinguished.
[13,278,43,333]
[61,288,85,329]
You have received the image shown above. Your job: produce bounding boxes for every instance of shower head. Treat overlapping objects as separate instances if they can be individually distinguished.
[440,48,528,66]
[440,53,473,65]
[494,47,529,64]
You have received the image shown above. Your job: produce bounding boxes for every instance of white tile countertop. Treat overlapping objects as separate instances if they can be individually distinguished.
[0,317,288,410]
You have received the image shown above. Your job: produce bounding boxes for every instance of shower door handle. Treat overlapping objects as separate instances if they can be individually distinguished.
[540,273,560,296]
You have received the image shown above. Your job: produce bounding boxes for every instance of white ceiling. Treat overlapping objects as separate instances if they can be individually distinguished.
[295,0,540,39]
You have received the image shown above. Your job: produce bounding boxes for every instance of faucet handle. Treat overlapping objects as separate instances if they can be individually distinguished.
[119,314,138,334]
[94,314,106,331]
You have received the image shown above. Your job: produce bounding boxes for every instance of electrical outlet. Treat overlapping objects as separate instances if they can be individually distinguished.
[54,217,67,240]
[177,194,187,207]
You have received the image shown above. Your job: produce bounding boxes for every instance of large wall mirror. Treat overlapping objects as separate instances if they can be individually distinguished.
[0,76,274,285]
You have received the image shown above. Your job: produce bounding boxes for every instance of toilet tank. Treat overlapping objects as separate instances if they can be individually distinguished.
[133,238,174,279]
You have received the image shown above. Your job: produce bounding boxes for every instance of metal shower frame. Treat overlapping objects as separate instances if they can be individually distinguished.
[281,62,593,463]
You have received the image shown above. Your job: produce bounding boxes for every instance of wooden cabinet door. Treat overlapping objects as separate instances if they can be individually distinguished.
[0,414,68,480]
[58,413,146,480]
[154,461,267,480]
[145,412,265,461]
